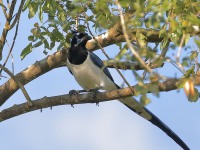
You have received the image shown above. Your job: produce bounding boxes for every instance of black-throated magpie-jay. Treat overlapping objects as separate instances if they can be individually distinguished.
[66,31,189,150]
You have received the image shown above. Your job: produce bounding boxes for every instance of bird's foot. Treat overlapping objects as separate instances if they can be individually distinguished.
[69,89,86,103]
[88,87,102,105]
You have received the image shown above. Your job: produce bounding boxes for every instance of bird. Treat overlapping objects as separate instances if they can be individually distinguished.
[66,31,190,150]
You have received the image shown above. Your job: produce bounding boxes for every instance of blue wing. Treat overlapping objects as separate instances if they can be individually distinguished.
[89,52,114,82]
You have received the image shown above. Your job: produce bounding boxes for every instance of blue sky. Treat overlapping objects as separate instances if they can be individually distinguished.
[0,4,200,150]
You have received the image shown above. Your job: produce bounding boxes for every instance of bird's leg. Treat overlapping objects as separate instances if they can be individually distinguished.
[88,86,101,93]
[88,86,102,106]
[69,89,86,96]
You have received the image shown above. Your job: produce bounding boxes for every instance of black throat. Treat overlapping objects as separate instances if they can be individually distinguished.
[68,44,88,65]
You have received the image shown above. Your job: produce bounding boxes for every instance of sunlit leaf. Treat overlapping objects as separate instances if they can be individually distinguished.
[187,87,199,102]
[189,51,198,60]
[22,0,32,11]
[39,5,43,22]
[140,95,151,106]
[28,2,38,18]
[184,66,195,78]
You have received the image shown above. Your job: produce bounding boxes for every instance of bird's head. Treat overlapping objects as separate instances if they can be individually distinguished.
[71,31,92,47]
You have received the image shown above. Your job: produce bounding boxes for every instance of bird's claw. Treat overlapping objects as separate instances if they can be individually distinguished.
[88,87,101,100]
[69,90,80,103]
[69,90,79,97]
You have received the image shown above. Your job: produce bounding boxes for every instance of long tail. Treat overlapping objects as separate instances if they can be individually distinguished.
[108,83,189,150]
[118,96,189,150]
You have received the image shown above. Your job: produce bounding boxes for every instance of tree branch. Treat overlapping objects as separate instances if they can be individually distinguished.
[0,0,8,18]
[104,60,163,70]
[0,78,181,122]
[9,0,25,29]
[0,16,20,75]
[0,0,17,60]
[86,23,163,51]
[0,50,66,106]
[0,64,32,106]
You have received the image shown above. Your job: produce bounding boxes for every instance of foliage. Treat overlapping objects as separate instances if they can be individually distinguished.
[1,0,200,104]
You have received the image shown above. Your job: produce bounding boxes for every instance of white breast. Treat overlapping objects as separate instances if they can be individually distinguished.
[67,55,117,91]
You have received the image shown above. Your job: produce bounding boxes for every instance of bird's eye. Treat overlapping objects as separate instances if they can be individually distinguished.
[78,33,87,39]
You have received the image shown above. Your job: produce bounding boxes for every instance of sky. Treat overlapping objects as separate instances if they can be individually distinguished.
[0,3,200,150]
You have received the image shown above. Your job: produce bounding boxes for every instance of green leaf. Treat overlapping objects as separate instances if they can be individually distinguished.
[22,0,32,11]
[53,29,64,41]
[140,95,151,106]
[33,41,43,48]
[182,57,189,67]
[136,31,147,48]
[28,2,38,18]
[188,88,199,102]
[39,5,43,22]
[184,66,195,78]
[50,41,55,50]
[189,51,198,60]
[21,43,32,60]
[57,42,64,51]
[184,33,190,44]
[160,37,169,50]
[43,50,48,55]
[177,78,187,89]
[87,15,94,21]
[42,38,49,49]
[134,84,148,96]
[28,35,34,41]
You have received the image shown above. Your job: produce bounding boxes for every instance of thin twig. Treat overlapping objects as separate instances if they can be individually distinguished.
[151,40,170,69]
[160,40,170,57]
[11,53,14,73]
[10,0,25,29]
[166,58,185,74]
[75,16,78,30]
[0,0,17,60]
[0,0,8,18]
[0,64,33,106]
[116,0,153,73]
[176,34,186,73]
[0,17,20,74]
[7,0,10,9]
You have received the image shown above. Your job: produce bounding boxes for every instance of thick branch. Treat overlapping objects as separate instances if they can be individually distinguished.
[0,78,181,122]
[104,60,163,70]
[86,23,163,51]
[0,64,32,106]
[0,50,66,106]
